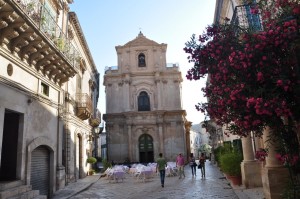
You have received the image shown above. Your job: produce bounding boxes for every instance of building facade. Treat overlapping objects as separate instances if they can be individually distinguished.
[190,123,211,158]
[103,32,188,164]
[0,0,101,198]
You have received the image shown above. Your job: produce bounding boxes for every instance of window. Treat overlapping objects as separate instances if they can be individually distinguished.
[138,53,146,67]
[138,91,150,111]
[245,1,262,31]
[41,82,49,96]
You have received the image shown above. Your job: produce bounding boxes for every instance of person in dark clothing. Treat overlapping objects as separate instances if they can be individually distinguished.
[189,153,197,177]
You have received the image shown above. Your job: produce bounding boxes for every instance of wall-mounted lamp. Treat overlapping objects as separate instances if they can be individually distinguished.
[27,98,33,104]
[94,125,104,135]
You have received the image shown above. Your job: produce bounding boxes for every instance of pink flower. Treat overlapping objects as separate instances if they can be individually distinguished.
[250,7,259,14]
[276,80,283,86]
[257,72,264,81]
[293,6,300,15]
[256,148,268,161]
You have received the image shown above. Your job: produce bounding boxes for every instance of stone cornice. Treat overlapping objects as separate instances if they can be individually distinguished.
[68,12,97,73]
[0,0,77,85]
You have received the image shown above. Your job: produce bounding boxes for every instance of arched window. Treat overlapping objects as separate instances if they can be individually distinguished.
[138,53,146,67]
[138,91,150,111]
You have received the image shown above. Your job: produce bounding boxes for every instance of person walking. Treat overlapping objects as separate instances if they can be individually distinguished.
[176,153,185,179]
[156,153,167,187]
[189,153,197,177]
[199,152,206,178]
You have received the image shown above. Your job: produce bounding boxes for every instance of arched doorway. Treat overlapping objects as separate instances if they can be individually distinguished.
[139,134,154,163]
[30,146,50,197]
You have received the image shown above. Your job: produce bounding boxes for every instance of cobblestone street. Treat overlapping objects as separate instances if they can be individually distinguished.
[52,161,264,199]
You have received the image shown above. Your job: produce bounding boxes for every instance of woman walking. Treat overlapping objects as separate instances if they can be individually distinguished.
[189,153,197,177]
[199,153,206,178]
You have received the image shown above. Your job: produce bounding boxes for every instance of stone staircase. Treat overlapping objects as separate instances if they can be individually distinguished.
[0,181,47,199]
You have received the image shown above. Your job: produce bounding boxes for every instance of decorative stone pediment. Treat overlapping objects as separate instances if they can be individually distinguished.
[123,31,160,47]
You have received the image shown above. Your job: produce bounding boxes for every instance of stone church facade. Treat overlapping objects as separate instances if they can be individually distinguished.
[103,32,188,163]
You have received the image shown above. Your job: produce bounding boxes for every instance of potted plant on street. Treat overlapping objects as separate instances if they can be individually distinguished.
[220,151,243,186]
[87,157,97,175]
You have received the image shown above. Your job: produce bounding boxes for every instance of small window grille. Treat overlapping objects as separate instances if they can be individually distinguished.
[41,82,49,96]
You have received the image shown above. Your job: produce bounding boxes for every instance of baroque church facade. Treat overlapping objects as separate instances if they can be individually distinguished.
[103,32,189,163]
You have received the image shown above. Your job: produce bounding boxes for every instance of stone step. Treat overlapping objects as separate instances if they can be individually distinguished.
[0,185,32,199]
[7,189,43,199]
[0,181,23,191]
[32,195,47,199]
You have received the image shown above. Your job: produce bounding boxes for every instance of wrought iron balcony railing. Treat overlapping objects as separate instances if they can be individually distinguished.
[89,109,101,127]
[0,0,79,84]
[14,0,81,68]
[75,93,92,120]
[231,4,263,35]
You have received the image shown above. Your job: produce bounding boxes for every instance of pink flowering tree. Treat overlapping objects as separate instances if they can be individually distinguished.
[184,0,300,170]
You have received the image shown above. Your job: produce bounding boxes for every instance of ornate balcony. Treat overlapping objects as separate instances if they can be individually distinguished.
[0,0,79,84]
[231,4,263,35]
[75,93,92,120]
[89,109,101,127]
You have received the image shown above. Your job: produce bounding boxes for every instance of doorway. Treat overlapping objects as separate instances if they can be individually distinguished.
[139,134,154,163]
[0,110,20,181]
[30,146,50,197]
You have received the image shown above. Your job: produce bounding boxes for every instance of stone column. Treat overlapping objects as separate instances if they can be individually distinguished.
[124,74,130,111]
[241,134,262,188]
[262,127,289,199]
[158,124,164,154]
[0,106,4,165]
[127,124,132,161]
[155,73,162,110]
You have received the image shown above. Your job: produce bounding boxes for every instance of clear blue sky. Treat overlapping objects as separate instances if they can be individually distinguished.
[69,0,216,124]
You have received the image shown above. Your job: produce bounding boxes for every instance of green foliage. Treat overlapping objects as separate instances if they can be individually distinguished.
[102,158,112,171]
[220,151,243,176]
[213,147,222,165]
[214,143,233,165]
[88,169,95,175]
[199,144,212,154]
[86,157,97,164]
[282,178,300,199]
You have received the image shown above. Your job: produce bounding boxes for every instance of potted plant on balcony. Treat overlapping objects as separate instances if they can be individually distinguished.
[220,151,243,186]
[87,157,97,175]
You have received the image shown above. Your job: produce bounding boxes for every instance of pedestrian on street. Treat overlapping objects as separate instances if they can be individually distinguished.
[176,153,185,179]
[189,153,197,177]
[156,153,167,187]
[199,152,206,178]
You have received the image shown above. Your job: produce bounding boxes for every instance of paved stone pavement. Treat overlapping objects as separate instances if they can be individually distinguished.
[52,161,265,199]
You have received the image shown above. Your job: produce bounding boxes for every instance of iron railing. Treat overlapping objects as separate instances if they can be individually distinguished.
[75,93,92,112]
[14,0,81,69]
[231,4,263,35]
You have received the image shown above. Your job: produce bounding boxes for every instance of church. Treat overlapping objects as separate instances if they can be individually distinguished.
[103,32,189,163]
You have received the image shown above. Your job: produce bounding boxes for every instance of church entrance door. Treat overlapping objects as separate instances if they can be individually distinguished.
[139,134,154,163]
